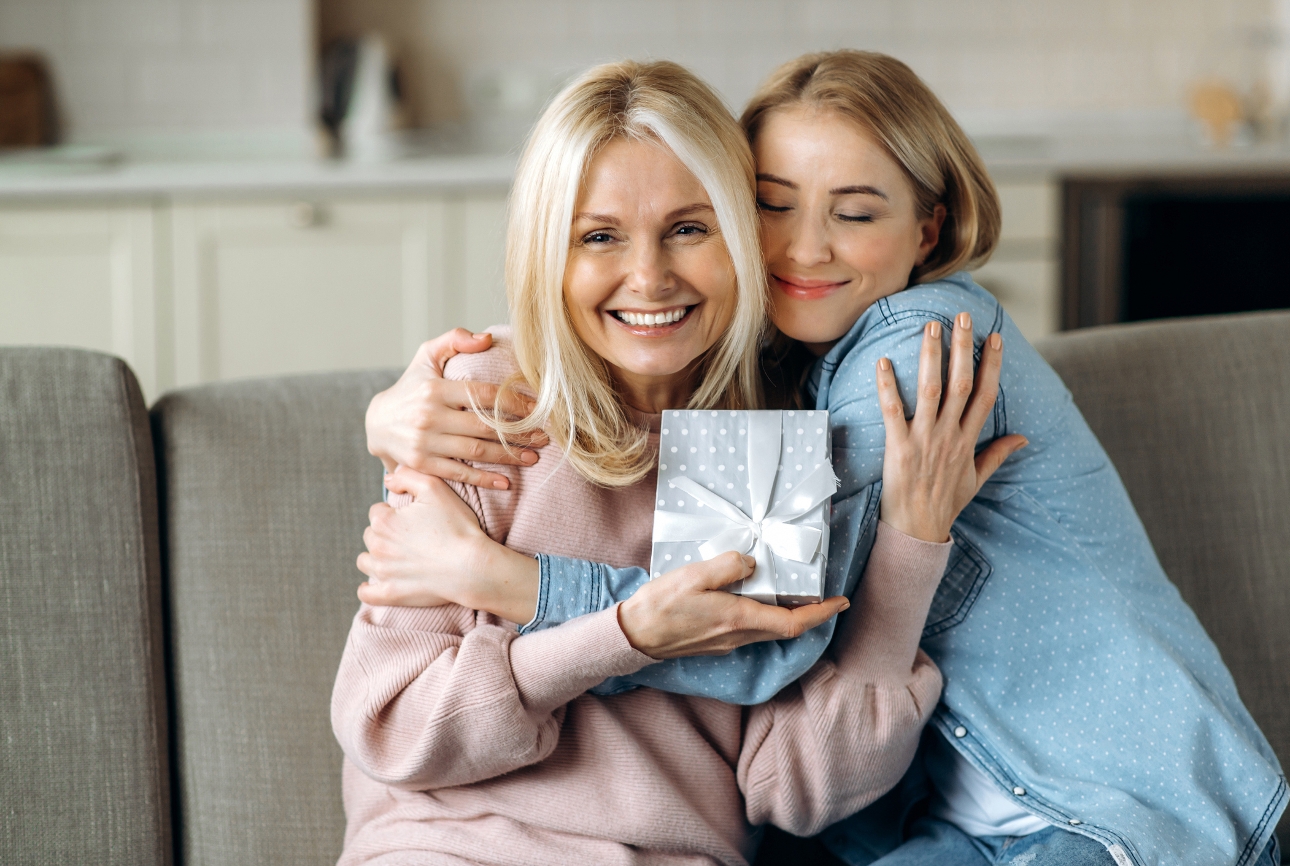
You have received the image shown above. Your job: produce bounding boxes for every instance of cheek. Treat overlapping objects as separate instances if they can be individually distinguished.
[563,259,609,324]
[835,228,914,276]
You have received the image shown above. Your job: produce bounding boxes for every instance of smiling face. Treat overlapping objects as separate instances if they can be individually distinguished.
[564,136,738,413]
[754,106,946,353]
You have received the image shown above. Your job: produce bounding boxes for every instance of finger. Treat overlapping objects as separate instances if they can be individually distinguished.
[911,320,943,434]
[941,312,976,421]
[783,596,851,634]
[972,434,1028,494]
[356,551,377,579]
[357,581,391,606]
[413,434,538,468]
[961,332,1004,436]
[387,467,455,503]
[417,328,492,373]
[401,454,516,490]
[681,552,757,591]
[726,594,851,640]
[875,357,910,447]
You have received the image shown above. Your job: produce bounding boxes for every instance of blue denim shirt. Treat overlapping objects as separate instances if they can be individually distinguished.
[527,273,1286,866]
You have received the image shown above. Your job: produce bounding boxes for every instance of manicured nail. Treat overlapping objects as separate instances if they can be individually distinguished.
[878,357,892,371]
[520,450,538,464]
[929,321,941,338]
[473,333,487,339]
[492,479,509,489]
[958,312,970,329]
[840,601,851,612]
[989,333,1002,350]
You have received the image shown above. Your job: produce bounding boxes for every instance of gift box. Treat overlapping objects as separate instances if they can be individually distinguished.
[650,409,836,606]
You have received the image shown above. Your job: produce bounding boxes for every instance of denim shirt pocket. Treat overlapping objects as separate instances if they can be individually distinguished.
[922,529,992,639]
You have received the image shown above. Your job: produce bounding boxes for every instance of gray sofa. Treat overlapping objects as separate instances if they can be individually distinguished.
[2,311,1288,865]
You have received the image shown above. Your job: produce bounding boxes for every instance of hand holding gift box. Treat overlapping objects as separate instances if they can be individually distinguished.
[651,409,837,606]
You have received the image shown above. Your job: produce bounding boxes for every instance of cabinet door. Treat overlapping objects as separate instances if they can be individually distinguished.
[170,198,454,386]
[0,205,162,398]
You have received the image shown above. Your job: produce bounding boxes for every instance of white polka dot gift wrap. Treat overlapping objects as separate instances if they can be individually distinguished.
[651,409,838,606]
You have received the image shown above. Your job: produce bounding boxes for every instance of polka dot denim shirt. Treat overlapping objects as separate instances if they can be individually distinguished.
[531,273,1285,866]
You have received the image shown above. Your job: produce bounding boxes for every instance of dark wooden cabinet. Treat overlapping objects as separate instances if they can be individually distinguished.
[1061,174,1290,329]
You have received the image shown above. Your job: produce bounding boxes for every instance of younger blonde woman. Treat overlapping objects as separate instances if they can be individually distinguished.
[363,53,1282,866]
[335,60,1010,865]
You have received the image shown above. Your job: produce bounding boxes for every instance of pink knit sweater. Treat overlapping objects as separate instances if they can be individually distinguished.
[333,331,949,866]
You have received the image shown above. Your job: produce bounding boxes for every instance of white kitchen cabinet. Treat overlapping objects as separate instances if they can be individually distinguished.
[0,205,163,397]
[971,179,1060,343]
[169,192,508,387]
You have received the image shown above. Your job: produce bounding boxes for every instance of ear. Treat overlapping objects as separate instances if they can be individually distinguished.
[915,203,948,265]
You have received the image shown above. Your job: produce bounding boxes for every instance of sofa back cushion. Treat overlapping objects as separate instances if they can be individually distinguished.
[0,348,171,866]
[1037,311,1290,844]
[152,371,394,866]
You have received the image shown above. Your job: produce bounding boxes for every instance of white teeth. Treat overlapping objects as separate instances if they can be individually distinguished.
[616,308,688,326]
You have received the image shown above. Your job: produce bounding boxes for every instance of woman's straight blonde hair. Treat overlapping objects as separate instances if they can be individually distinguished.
[493,60,766,488]
[742,50,1001,283]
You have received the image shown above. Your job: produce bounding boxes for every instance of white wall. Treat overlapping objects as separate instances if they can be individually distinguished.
[0,0,1273,143]
[323,0,1274,134]
[0,0,312,142]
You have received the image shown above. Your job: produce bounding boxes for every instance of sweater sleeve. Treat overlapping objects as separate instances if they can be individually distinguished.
[330,601,653,791]
[738,520,950,836]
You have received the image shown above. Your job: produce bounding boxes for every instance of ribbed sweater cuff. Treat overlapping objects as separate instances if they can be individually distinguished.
[510,605,655,715]
[835,520,952,677]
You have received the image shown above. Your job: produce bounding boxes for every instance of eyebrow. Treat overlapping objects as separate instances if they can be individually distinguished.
[756,173,889,201]
[573,203,715,224]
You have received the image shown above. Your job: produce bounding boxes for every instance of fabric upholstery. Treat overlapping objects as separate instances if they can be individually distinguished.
[151,370,395,866]
[1036,311,1290,847]
[0,348,171,866]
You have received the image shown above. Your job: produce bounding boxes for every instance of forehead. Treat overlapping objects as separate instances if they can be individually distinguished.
[753,107,907,188]
[576,136,710,213]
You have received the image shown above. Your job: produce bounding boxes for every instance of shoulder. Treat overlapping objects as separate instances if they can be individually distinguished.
[443,325,521,385]
[877,272,1001,322]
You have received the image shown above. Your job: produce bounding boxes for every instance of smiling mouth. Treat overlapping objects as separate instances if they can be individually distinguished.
[773,275,849,300]
[609,305,694,330]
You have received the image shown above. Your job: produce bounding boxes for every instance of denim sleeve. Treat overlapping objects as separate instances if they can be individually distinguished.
[520,554,839,705]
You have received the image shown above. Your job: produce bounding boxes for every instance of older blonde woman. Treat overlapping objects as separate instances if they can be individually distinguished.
[333,60,1008,866]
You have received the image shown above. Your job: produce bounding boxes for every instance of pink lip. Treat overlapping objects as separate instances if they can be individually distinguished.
[773,275,849,300]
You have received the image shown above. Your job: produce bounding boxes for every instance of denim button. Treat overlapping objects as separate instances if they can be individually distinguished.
[953,726,967,738]
[1013,787,1026,796]
[1069,819,1083,825]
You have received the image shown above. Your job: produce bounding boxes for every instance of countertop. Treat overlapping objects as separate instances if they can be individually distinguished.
[5,116,1290,201]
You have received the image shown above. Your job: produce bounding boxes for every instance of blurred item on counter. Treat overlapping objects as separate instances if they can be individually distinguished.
[0,54,59,148]
[1189,81,1245,148]
[318,34,405,161]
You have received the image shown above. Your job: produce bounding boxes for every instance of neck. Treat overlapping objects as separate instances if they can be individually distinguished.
[612,366,698,414]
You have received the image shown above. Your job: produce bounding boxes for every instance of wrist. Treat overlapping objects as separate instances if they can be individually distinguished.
[468,538,539,625]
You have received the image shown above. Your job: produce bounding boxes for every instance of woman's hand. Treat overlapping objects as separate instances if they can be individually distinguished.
[366,328,547,489]
[876,312,1028,543]
[618,553,850,659]
[357,467,540,623]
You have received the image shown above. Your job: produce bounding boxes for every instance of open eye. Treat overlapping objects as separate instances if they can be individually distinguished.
[581,230,616,245]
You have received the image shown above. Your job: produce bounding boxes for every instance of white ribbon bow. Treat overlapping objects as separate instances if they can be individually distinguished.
[652,412,837,604]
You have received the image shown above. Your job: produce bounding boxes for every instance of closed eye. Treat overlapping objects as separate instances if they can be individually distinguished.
[837,213,874,223]
[757,199,790,213]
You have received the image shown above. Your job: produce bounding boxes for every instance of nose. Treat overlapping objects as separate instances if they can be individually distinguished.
[784,212,832,268]
[623,238,676,299]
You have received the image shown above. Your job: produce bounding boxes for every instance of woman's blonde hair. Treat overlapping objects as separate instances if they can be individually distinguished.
[742,50,1000,283]
[494,60,766,487]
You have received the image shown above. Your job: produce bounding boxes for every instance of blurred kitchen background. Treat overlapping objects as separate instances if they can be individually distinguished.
[2,0,1289,400]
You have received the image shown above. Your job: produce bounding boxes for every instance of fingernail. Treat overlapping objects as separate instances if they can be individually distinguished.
[492,479,509,489]
[1019,437,1030,448]
[840,601,851,612]
[929,321,941,338]
[878,357,892,371]
[520,451,538,464]
[989,333,1002,350]
[473,333,487,339]
[958,312,970,329]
